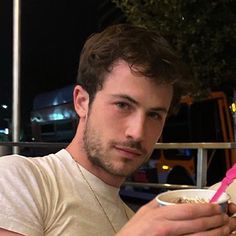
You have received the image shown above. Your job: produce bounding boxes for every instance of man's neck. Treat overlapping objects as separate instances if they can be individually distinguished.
[66,141,125,188]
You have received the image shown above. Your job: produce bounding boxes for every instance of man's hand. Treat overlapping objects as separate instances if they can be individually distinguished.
[228,203,236,235]
[117,199,231,236]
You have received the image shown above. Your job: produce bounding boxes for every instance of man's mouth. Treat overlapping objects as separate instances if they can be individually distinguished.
[114,145,143,158]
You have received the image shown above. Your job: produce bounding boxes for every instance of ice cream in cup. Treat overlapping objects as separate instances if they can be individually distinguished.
[156,189,230,212]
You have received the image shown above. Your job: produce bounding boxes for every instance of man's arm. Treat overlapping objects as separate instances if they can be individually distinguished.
[0,156,44,236]
[117,199,232,236]
[0,228,23,235]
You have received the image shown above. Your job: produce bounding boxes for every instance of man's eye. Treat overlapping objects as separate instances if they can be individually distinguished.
[115,102,130,110]
[148,112,161,120]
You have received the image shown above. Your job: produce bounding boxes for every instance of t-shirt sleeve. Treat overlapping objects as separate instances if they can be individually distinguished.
[0,156,46,236]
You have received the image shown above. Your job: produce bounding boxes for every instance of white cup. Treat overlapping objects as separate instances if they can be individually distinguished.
[156,189,230,212]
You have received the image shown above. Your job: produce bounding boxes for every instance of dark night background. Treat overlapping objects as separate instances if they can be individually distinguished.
[1,1,236,140]
[0,0,235,189]
[0,0,124,136]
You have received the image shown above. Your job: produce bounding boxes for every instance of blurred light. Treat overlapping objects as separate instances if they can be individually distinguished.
[63,111,71,119]
[231,102,236,113]
[162,165,170,170]
[52,98,59,106]
[49,113,64,121]
[1,104,8,109]
[31,116,42,122]
[0,128,9,135]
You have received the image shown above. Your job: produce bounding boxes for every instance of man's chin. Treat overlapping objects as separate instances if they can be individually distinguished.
[108,170,133,178]
[105,164,140,178]
[90,156,142,177]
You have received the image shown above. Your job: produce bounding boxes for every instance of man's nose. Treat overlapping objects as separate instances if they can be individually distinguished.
[125,113,146,141]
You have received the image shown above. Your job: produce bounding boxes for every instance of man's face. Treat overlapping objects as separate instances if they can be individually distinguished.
[83,60,173,178]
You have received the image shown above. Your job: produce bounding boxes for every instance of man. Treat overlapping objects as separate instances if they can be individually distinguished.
[0,24,236,235]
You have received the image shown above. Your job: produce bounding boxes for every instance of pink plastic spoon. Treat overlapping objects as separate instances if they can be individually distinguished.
[210,163,236,203]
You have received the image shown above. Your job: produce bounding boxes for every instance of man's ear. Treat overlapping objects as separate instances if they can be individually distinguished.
[73,85,89,118]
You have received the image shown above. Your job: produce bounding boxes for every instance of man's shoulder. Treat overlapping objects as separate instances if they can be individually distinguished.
[0,153,33,170]
[0,152,53,168]
[0,149,70,177]
[0,148,68,163]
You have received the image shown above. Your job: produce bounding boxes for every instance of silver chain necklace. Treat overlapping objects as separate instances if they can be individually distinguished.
[75,160,129,233]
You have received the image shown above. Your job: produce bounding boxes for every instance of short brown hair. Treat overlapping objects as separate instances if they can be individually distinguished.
[77,24,191,112]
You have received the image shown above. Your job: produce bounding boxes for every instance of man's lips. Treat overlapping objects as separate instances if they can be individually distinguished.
[114,145,143,156]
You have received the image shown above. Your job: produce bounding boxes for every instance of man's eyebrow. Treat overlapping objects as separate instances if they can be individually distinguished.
[111,94,139,105]
[110,94,169,113]
[149,107,168,114]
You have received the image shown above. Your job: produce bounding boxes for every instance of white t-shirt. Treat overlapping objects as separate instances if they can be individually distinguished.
[0,149,134,236]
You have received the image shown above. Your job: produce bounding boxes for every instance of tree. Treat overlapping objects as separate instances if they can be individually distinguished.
[112,0,236,93]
